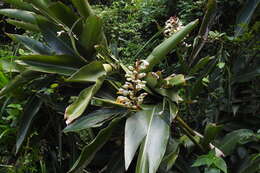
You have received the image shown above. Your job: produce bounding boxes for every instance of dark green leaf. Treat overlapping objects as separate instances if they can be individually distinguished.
[0,9,37,24]
[71,0,94,19]
[6,19,40,31]
[0,70,41,97]
[145,19,199,71]
[68,117,122,173]
[238,154,260,173]
[36,17,77,56]
[65,77,104,124]
[3,0,34,11]
[63,108,125,133]
[201,123,223,148]
[235,0,260,37]
[16,96,42,153]
[67,61,106,83]
[80,15,103,54]
[48,2,79,29]
[190,0,217,64]
[8,34,53,55]
[19,55,85,75]
[219,129,255,155]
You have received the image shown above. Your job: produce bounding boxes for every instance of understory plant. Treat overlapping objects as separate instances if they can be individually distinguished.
[0,0,259,173]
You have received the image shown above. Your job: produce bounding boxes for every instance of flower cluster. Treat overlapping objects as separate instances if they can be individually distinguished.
[116,60,149,110]
[164,16,191,47]
[164,16,184,37]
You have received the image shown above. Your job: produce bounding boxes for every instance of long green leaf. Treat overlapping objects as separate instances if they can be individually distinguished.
[48,2,80,30]
[64,77,105,124]
[235,0,260,37]
[8,34,53,54]
[130,105,170,173]
[201,123,222,149]
[125,108,152,170]
[36,17,78,56]
[19,55,86,75]
[71,0,94,18]
[136,107,170,173]
[0,70,41,97]
[6,19,40,32]
[3,0,34,11]
[16,96,42,153]
[80,15,103,54]
[67,61,106,83]
[0,9,38,24]
[63,108,125,133]
[219,129,256,155]
[238,154,260,173]
[68,117,122,173]
[145,19,199,71]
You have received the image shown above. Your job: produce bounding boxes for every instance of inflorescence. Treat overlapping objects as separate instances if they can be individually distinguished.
[116,60,149,110]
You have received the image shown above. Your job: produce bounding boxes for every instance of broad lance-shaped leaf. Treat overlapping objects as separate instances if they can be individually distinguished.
[16,96,42,153]
[145,19,199,71]
[0,70,41,97]
[125,105,170,173]
[201,123,222,148]
[63,108,126,133]
[219,129,256,156]
[67,61,106,83]
[235,0,260,37]
[36,17,78,56]
[125,108,151,170]
[65,77,105,125]
[238,154,260,173]
[6,19,40,32]
[3,0,35,11]
[68,116,122,173]
[189,56,214,75]
[136,106,170,173]
[0,9,37,24]
[8,34,53,55]
[160,138,180,171]
[164,74,186,88]
[18,55,86,76]
[80,15,103,55]
[71,0,94,19]
[48,2,82,35]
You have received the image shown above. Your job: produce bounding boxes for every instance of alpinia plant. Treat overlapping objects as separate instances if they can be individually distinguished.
[0,0,211,172]
[2,0,259,173]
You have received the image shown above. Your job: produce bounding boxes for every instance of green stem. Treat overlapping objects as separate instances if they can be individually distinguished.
[176,116,205,152]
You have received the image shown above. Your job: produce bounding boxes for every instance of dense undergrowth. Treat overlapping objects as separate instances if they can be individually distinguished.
[0,0,259,173]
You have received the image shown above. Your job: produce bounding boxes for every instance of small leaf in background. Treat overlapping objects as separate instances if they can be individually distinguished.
[164,74,186,88]
[16,96,42,153]
[217,62,225,69]
[68,117,122,173]
[235,0,260,37]
[205,167,221,173]
[219,129,256,156]
[192,151,227,173]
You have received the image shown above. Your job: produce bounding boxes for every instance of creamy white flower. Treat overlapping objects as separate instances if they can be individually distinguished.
[128,66,134,70]
[137,73,146,79]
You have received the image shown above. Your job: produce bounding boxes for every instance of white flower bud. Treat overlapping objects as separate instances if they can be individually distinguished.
[128,66,134,70]
[137,73,146,79]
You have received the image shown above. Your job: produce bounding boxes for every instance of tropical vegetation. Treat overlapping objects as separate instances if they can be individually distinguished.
[0,0,259,173]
